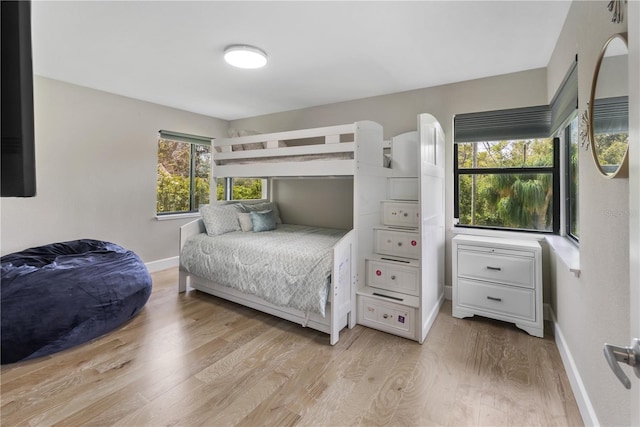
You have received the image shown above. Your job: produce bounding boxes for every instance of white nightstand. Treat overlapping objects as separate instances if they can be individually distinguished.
[452,235,543,338]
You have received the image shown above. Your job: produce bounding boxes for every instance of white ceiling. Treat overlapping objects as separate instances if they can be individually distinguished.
[31,1,572,121]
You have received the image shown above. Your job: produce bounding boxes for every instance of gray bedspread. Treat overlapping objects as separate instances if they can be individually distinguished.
[180,224,348,316]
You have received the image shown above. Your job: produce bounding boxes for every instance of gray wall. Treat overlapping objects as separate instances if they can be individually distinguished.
[230,68,549,291]
[0,76,229,262]
[547,1,631,425]
[272,178,354,229]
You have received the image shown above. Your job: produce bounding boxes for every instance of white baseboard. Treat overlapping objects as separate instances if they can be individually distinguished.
[145,256,179,273]
[549,308,599,426]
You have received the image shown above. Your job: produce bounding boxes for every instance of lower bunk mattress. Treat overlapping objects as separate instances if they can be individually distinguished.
[180,224,348,317]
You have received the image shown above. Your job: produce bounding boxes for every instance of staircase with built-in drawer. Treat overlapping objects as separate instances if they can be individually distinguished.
[356,114,445,343]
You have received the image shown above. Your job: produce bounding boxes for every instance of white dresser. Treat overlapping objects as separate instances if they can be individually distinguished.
[452,235,543,338]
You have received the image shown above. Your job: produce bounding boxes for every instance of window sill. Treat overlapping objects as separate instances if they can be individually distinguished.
[155,212,200,221]
[545,235,581,277]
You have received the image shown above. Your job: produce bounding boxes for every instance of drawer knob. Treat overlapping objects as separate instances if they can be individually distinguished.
[486,266,502,271]
[486,296,502,302]
[397,242,403,246]
[383,313,390,319]
[403,212,408,217]
[411,240,417,246]
[376,270,382,276]
[390,275,396,280]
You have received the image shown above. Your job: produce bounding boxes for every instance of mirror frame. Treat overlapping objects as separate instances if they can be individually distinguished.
[589,32,629,179]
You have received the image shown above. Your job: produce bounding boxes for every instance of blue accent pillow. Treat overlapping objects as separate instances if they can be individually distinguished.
[250,210,276,232]
[241,202,282,224]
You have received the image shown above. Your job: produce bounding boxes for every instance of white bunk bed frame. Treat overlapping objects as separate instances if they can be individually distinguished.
[178,121,389,345]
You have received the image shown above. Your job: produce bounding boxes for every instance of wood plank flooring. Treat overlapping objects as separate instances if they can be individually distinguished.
[1,268,583,426]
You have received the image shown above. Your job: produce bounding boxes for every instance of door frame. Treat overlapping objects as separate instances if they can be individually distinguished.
[628,1,639,425]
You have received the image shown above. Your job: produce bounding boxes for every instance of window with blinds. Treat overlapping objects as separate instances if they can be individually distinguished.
[453,57,577,234]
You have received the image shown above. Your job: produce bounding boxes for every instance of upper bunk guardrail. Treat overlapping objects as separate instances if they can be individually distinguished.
[214,141,356,161]
[213,123,357,160]
[211,121,384,177]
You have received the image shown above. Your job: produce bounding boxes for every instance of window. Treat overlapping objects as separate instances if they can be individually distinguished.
[156,131,211,215]
[215,177,265,201]
[454,138,559,232]
[454,57,577,235]
[565,116,579,240]
[156,131,267,214]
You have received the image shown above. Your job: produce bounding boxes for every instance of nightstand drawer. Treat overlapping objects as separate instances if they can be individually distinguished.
[382,201,419,227]
[358,295,416,339]
[457,249,534,289]
[374,228,420,259]
[367,258,419,296]
[456,278,535,321]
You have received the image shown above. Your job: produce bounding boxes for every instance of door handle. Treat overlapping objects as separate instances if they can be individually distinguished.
[603,338,640,389]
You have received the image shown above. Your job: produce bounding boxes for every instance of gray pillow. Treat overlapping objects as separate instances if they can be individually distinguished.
[251,210,276,232]
[237,212,253,232]
[199,204,242,236]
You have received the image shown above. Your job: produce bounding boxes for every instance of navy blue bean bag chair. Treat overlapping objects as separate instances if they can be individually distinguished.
[1,239,152,364]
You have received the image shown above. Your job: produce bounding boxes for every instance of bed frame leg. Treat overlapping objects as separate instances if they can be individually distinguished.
[348,311,356,329]
[178,270,187,293]
[329,330,339,346]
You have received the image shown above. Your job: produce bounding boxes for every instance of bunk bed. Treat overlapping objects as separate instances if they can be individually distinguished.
[179,121,389,345]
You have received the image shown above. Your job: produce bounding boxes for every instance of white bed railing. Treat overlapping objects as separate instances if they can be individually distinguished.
[215,123,356,153]
[212,121,382,178]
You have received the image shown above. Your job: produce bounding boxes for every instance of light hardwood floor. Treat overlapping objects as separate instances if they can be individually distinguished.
[1,268,583,426]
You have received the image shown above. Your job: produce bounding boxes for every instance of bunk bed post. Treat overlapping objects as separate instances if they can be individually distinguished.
[331,229,354,345]
[178,219,206,293]
[353,120,389,329]
[178,270,187,293]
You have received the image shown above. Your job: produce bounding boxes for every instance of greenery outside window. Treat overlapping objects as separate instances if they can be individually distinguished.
[454,138,559,232]
[156,131,211,215]
[215,177,265,201]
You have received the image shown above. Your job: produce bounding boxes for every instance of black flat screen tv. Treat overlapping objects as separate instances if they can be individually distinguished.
[1,0,36,197]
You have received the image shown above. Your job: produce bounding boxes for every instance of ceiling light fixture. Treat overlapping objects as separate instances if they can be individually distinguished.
[224,45,268,69]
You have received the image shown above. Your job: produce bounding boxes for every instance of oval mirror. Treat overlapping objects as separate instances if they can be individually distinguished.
[589,33,629,178]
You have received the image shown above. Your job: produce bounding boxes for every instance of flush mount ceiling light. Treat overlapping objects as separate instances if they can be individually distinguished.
[224,45,268,69]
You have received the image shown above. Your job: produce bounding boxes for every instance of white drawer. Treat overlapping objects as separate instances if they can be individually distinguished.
[374,228,420,259]
[457,249,534,289]
[357,295,416,339]
[382,201,419,228]
[388,178,418,201]
[367,258,419,296]
[456,278,535,321]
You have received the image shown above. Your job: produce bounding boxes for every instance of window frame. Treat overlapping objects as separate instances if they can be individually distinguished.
[156,132,212,216]
[453,138,560,234]
[564,115,580,242]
